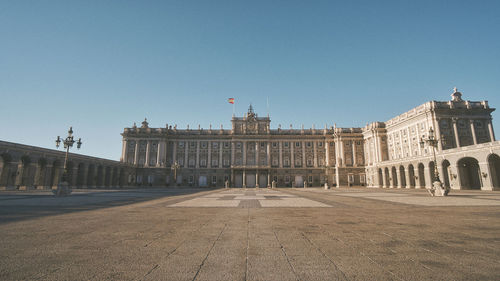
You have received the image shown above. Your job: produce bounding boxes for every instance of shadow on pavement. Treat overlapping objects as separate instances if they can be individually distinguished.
[0,188,218,224]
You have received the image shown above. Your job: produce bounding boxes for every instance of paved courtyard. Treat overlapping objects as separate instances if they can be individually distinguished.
[0,187,499,280]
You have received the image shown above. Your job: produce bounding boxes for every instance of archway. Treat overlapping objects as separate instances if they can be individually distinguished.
[87,164,95,187]
[391,166,398,187]
[399,165,407,188]
[408,164,416,188]
[457,157,481,190]
[378,168,383,187]
[0,153,13,188]
[96,165,104,187]
[76,163,85,187]
[384,167,390,187]
[418,163,425,188]
[50,160,62,188]
[442,160,451,189]
[488,154,500,189]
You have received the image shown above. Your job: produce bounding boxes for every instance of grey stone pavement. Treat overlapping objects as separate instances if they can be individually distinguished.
[0,187,499,281]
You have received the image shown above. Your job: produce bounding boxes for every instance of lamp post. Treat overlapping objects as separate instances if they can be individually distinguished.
[419,127,449,196]
[171,161,180,186]
[54,127,82,196]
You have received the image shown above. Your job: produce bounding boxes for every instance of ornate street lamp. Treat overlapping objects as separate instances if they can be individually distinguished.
[420,127,449,196]
[54,127,82,196]
[171,161,180,186]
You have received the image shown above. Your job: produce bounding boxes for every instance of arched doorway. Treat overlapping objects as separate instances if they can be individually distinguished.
[391,167,398,187]
[442,160,451,189]
[488,154,500,189]
[418,163,425,188]
[408,164,416,188]
[429,161,436,183]
[457,157,481,190]
[50,160,61,188]
[378,168,383,187]
[399,166,407,188]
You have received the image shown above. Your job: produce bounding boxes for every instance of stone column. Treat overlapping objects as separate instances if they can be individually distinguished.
[134,141,139,165]
[423,165,431,189]
[231,141,235,166]
[219,141,223,168]
[352,140,357,166]
[325,140,330,166]
[404,167,411,189]
[255,141,259,166]
[243,170,246,188]
[208,141,212,168]
[266,142,271,166]
[243,141,247,166]
[488,119,496,141]
[302,141,306,167]
[196,141,200,168]
[407,128,413,157]
[479,162,492,190]
[33,163,43,188]
[313,141,318,167]
[145,140,151,167]
[14,163,23,187]
[279,141,283,168]
[415,128,422,155]
[470,120,478,145]
[267,173,271,188]
[339,140,344,167]
[122,139,128,163]
[172,142,177,164]
[290,142,295,168]
[433,118,443,151]
[452,118,461,148]
[256,171,259,188]
[156,141,163,167]
[184,142,188,167]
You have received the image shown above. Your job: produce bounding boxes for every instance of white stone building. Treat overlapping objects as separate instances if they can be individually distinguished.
[121,89,500,190]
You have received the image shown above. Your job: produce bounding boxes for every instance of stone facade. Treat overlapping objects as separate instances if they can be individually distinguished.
[122,105,365,188]
[122,89,500,190]
[0,141,133,190]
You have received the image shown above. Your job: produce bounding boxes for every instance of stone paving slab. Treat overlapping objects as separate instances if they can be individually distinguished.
[0,187,499,280]
[169,189,332,208]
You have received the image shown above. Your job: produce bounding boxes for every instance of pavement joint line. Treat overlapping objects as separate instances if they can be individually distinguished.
[135,218,217,281]
[192,223,227,281]
[273,230,300,281]
[245,208,250,281]
[318,226,405,281]
[300,232,349,280]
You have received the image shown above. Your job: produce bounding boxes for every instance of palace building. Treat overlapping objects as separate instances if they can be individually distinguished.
[120,88,500,190]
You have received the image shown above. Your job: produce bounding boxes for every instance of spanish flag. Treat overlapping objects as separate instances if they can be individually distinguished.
[228,98,235,104]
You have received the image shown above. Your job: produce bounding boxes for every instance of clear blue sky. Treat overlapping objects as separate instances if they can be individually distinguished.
[1,0,499,160]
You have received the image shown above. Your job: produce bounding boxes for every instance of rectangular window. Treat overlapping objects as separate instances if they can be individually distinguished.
[306,142,312,147]
[224,142,230,148]
[223,159,230,166]
[285,176,290,183]
[212,142,218,148]
[178,141,184,148]
[212,176,217,184]
[308,176,313,183]
[212,160,218,167]
[190,142,196,148]
[295,142,300,147]
[200,159,206,167]
[318,142,323,147]
[272,142,278,148]
[189,175,194,184]
[307,159,313,166]
[284,142,289,147]
[201,142,207,148]
[260,142,265,148]
[284,158,290,167]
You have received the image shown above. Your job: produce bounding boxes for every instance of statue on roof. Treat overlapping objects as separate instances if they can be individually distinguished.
[141,118,149,128]
[451,87,463,102]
